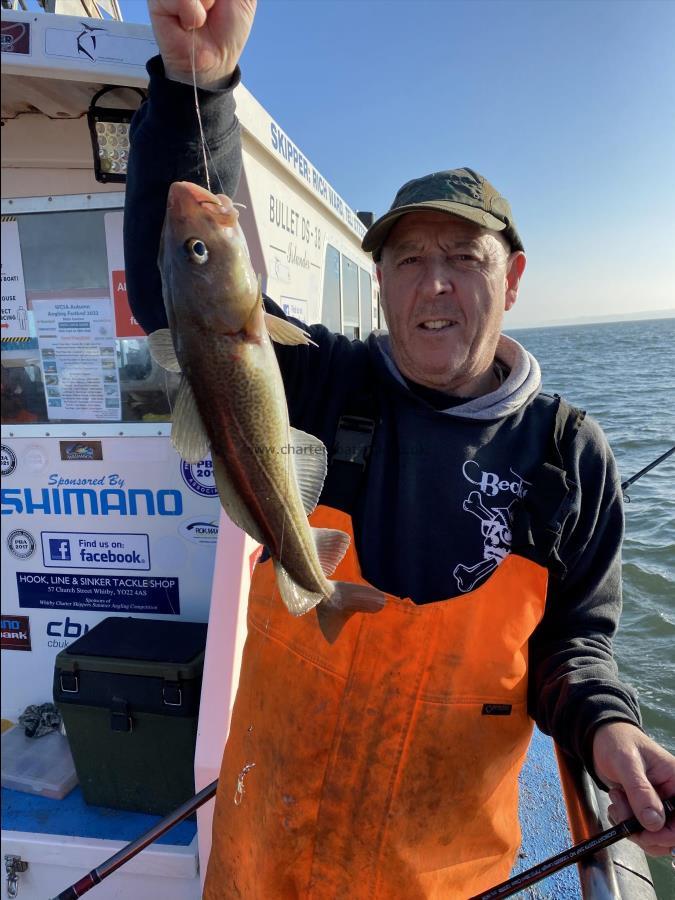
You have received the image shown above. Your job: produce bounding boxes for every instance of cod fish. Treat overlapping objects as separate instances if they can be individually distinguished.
[149,181,385,621]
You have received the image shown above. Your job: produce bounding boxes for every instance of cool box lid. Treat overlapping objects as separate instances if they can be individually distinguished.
[55,617,208,680]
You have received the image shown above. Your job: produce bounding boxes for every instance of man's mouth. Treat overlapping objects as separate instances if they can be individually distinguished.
[418,319,457,331]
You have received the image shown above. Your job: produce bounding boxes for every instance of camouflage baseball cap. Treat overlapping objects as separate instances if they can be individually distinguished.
[362,167,524,260]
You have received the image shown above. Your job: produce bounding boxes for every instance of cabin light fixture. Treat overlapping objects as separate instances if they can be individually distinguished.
[87,86,146,183]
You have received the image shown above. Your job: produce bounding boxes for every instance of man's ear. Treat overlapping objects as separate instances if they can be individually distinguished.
[505,252,526,311]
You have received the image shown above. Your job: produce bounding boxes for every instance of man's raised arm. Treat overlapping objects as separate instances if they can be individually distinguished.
[124,0,256,334]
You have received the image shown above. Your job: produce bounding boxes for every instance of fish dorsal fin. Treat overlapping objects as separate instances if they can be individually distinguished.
[211,454,267,546]
[273,559,323,616]
[289,427,327,515]
[172,376,210,463]
[264,313,318,347]
[311,527,350,577]
[148,328,182,372]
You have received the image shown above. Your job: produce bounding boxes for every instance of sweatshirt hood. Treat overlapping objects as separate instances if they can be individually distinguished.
[372,332,541,420]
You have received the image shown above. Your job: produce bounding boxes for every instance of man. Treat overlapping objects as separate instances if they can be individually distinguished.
[126,2,674,895]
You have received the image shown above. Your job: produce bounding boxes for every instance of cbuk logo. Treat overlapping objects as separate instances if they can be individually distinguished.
[46,617,90,647]
[49,538,71,561]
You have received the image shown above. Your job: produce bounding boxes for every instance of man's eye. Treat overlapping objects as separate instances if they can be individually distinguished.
[398,256,420,266]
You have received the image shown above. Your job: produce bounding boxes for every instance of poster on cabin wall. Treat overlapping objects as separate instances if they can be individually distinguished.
[32,297,121,421]
[105,211,144,338]
[1,218,30,341]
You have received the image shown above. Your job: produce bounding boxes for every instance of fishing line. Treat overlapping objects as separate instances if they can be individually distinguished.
[187,0,275,811]
[190,1,211,193]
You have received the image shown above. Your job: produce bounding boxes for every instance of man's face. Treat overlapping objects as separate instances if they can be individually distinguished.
[377,212,526,396]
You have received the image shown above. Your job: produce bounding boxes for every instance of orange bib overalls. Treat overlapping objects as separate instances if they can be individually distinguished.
[203,504,548,899]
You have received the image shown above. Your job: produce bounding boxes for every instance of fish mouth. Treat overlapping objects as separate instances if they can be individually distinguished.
[167,182,239,226]
[417,318,458,332]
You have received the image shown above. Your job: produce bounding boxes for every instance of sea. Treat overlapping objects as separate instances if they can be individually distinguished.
[507,316,675,898]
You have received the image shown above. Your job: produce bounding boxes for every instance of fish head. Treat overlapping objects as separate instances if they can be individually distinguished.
[159,181,259,336]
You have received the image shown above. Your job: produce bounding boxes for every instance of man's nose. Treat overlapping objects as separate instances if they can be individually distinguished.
[421,258,453,295]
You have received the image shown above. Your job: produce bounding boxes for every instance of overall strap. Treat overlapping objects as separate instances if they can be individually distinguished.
[514,394,586,575]
[320,386,380,515]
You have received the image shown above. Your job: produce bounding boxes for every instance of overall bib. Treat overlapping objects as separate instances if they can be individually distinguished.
[203,505,549,899]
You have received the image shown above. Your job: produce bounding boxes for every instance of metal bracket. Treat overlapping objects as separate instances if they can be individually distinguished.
[4,855,28,899]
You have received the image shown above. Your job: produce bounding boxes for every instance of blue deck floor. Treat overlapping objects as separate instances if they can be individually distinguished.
[2,727,580,895]
[1,785,197,846]
[515,727,581,898]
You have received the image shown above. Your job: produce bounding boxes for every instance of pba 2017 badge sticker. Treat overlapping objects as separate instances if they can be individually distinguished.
[7,529,36,560]
[180,457,217,498]
[1,445,17,477]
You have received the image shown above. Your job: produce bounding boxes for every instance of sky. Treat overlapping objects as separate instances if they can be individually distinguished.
[57,1,675,326]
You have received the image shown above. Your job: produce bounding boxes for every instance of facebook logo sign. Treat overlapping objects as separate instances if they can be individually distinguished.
[48,539,71,561]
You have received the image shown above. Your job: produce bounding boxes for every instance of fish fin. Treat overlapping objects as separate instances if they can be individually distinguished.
[290,427,328,514]
[273,559,322,616]
[148,329,182,373]
[315,604,354,644]
[264,313,318,348]
[311,527,350,577]
[315,585,385,644]
[212,455,267,545]
[327,582,386,614]
[171,376,210,463]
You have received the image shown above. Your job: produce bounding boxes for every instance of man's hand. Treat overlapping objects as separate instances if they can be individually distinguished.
[592,721,675,856]
[148,0,256,88]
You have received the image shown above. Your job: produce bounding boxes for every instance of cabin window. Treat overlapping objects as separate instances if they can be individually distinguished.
[341,256,359,340]
[359,268,372,339]
[321,244,342,333]
[16,210,110,293]
[1,207,180,428]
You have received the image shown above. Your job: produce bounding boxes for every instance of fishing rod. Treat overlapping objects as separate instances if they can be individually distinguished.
[48,779,218,900]
[470,795,675,899]
[621,445,675,497]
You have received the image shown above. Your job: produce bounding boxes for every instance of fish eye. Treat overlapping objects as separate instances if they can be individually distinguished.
[184,238,209,265]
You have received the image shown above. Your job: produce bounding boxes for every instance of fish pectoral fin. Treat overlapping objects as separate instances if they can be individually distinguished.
[273,560,323,617]
[264,313,318,348]
[290,427,328,514]
[172,376,211,463]
[212,455,267,545]
[311,527,350,576]
[148,328,182,373]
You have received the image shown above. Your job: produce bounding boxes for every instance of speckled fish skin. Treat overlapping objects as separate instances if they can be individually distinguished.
[158,181,335,603]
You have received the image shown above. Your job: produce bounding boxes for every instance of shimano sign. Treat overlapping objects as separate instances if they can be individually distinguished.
[1,487,182,516]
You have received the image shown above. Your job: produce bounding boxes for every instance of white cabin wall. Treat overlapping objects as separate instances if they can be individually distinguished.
[2,116,120,198]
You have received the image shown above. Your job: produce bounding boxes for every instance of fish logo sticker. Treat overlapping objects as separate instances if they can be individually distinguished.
[76,22,105,62]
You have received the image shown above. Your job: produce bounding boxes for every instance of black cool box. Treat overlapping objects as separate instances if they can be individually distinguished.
[53,616,207,815]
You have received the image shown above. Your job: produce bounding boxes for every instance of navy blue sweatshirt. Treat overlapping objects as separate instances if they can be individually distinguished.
[123,57,641,777]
